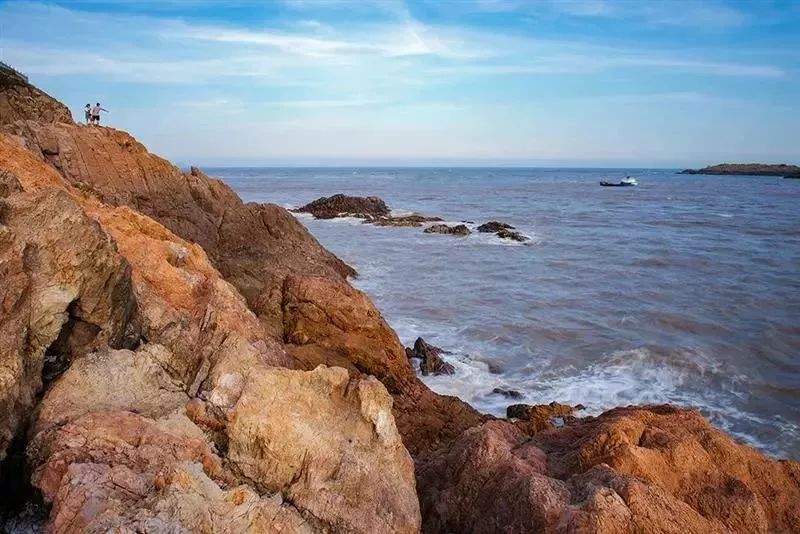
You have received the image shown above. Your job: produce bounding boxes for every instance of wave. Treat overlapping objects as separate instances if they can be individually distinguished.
[403,341,796,457]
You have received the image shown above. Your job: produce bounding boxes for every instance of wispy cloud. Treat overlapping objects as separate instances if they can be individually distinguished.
[469,0,749,29]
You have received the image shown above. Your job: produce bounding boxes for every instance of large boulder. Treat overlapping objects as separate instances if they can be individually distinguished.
[295,193,390,219]
[222,366,421,533]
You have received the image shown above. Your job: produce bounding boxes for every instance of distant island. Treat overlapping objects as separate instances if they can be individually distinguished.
[680,163,800,179]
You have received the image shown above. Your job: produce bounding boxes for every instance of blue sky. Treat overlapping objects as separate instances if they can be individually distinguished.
[1,0,798,167]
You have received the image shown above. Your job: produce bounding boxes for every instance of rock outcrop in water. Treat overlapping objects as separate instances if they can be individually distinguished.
[365,214,444,227]
[2,77,800,533]
[476,221,514,232]
[679,163,800,178]
[423,223,471,236]
[406,338,455,376]
[295,193,390,219]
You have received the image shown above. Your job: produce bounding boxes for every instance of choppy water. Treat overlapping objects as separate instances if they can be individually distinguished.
[218,167,800,458]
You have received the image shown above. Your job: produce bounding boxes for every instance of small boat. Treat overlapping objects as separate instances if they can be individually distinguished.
[600,176,638,187]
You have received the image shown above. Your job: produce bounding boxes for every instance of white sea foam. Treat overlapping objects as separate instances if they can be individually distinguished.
[405,343,796,456]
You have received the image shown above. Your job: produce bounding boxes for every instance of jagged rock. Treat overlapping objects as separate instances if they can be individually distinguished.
[0,70,72,126]
[418,406,800,533]
[477,221,514,232]
[0,122,354,338]
[0,179,136,465]
[424,223,471,236]
[365,213,443,227]
[295,193,390,219]
[496,228,529,242]
[406,337,456,376]
[283,274,418,393]
[507,401,579,433]
[32,344,189,437]
[3,135,423,533]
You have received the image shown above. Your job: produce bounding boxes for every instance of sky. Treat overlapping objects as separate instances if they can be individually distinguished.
[1,0,799,167]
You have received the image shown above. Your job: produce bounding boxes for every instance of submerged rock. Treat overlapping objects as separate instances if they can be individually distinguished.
[294,193,390,219]
[366,214,443,227]
[406,337,456,376]
[477,221,514,232]
[424,223,471,236]
[496,228,529,242]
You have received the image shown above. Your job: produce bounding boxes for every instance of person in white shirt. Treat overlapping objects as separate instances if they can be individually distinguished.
[91,103,109,126]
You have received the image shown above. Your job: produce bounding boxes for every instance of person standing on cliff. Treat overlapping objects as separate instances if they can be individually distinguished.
[84,104,92,125]
[91,102,109,126]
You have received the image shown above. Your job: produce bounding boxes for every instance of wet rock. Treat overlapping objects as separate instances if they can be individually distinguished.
[424,223,471,236]
[507,401,579,433]
[477,221,514,232]
[366,214,443,227]
[491,387,523,400]
[506,401,576,432]
[294,193,390,219]
[496,228,529,242]
[406,337,456,376]
[485,361,504,374]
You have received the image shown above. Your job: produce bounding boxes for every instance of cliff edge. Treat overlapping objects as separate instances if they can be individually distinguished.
[1,79,799,533]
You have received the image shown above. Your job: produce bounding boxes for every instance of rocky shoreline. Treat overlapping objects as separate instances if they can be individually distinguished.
[679,163,800,178]
[1,77,799,533]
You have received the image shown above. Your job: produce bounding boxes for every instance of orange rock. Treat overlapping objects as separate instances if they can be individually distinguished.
[2,120,354,337]
[418,405,800,533]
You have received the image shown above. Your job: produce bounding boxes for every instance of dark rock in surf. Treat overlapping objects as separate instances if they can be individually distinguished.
[365,214,443,227]
[294,194,390,219]
[496,229,528,242]
[406,337,455,376]
[491,387,523,400]
[423,224,471,237]
[477,221,514,233]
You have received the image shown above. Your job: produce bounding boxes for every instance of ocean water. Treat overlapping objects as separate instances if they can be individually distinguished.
[217,167,800,458]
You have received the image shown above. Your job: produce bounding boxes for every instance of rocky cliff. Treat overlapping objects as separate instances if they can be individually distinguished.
[1,78,799,533]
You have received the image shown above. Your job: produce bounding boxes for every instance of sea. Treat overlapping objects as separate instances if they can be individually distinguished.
[216,167,800,458]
